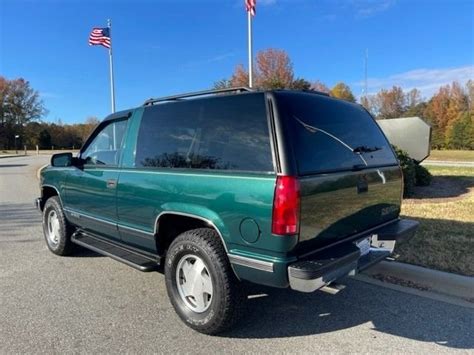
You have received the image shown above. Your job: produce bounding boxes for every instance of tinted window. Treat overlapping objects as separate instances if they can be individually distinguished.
[82,119,128,166]
[135,93,273,172]
[275,92,397,174]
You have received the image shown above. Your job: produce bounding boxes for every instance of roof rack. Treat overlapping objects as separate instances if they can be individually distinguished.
[302,89,331,97]
[143,87,253,106]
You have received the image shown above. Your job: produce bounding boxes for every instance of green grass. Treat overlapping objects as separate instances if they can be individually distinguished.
[428,150,474,162]
[396,165,474,276]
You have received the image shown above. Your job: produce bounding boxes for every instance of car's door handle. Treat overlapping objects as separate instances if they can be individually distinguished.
[106,179,117,189]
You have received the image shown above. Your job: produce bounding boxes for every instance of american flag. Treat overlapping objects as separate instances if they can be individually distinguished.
[89,27,111,49]
[245,0,256,16]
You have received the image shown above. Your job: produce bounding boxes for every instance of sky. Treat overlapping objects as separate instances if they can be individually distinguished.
[1,0,473,123]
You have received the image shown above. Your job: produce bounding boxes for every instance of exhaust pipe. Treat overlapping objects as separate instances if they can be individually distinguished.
[319,282,346,295]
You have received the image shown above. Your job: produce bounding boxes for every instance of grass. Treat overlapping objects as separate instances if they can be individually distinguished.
[395,165,474,276]
[428,149,474,162]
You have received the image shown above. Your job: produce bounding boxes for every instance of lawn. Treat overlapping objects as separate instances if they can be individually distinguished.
[428,149,474,162]
[395,165,474,276]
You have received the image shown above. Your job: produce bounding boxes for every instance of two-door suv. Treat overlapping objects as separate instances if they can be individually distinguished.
[37,87,418,334]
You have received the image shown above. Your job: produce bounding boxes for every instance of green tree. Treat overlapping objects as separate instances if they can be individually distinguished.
[38,129,52,149]
[445,112,474,149]
[330,82,356,102]
[0,77,46,149]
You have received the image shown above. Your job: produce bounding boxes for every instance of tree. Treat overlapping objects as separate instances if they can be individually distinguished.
[311,81,330,94]
[0,77,46,149]
[225,49,296,90]
[371,86,406,119]
[3,78,46,125]
[255,48,294,89]
[406,88,422,110]
[424,81,469,148]
[38,129,52,149]
[290,78,312,90]
[445,111,474,149]
[467,80,474,112]
[230,64,249,87]
[330,82,356,102]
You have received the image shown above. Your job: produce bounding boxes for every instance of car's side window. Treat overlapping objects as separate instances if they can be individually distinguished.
[134,93,273,172]
[81,119,128,166]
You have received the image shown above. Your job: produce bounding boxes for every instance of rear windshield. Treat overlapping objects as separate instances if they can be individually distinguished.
[275,92,397,175]
[135,93,274,172]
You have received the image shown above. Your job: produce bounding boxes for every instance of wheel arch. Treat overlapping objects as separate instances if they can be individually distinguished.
[154,211,230,254]
[40,184,62,210]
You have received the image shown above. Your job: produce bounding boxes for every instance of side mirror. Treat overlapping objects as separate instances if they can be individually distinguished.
[51,152,73,167]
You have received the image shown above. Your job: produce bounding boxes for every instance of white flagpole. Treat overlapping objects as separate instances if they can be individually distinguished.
[247,11,253,88]
[107,19,116,113]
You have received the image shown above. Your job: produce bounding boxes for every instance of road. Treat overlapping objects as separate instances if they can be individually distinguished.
[1,155,473,353]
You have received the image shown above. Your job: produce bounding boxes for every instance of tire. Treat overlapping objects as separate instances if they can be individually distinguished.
[165,228,245,334]
[42,196,74,256]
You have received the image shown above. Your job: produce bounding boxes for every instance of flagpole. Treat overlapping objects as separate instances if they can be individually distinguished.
[108,19,116,113]
[247,11,253,88]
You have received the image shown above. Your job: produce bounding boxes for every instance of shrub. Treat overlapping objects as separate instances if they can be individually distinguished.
[415,163,432,186]
[392,145,416,197]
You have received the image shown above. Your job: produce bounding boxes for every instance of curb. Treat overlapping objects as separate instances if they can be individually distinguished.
[361,260,474,303]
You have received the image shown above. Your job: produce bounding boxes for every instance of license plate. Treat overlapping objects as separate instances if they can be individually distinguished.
[356,237,371,256]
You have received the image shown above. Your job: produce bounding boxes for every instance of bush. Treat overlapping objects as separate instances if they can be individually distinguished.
[392,145,432,197]
[393,145,416,197]
[415,163,432,186]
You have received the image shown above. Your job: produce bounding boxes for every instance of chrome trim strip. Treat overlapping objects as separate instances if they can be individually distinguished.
[154,211,229,253]
[63,208,116,227]
[118,223,154,237]
[228,254,274,273]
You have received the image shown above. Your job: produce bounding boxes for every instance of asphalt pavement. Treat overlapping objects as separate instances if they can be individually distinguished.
[1,155,473,353]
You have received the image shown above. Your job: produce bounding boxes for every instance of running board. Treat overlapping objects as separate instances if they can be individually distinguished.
[71,231,159,272]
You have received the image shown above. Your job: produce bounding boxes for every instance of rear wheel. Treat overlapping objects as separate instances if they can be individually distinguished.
[165,228,245,334]
[42,196,74,256]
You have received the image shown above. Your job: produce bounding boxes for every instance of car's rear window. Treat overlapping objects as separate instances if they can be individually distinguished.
[275,92,397,175]
[135,93,274,172]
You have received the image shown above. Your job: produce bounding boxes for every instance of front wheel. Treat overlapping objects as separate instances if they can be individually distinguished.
[165,228,245,334]
[42,196,74,256]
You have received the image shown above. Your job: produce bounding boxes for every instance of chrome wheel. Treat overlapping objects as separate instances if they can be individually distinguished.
[46,210,60,245]
[176,254,213,313]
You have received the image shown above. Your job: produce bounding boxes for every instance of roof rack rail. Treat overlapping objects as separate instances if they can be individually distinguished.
[143,87,253,106]
[302,89,331,97]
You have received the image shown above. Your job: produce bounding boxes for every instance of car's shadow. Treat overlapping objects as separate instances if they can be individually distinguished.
[219,280,473,350]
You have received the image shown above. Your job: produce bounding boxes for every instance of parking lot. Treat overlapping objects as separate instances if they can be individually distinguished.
[1,155,472,353]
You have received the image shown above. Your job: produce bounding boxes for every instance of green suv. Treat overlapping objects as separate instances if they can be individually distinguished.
[36,87,418,334]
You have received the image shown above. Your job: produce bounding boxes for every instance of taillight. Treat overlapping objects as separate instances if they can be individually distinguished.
[271,176,300,236]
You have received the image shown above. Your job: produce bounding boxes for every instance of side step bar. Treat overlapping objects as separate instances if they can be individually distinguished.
[71,231,159,272]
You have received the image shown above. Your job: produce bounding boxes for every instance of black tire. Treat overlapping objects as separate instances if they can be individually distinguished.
[165,228,245,334]
[42,196,74,256]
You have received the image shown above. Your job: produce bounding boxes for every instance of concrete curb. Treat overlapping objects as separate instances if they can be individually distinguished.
[361,260,474,303]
